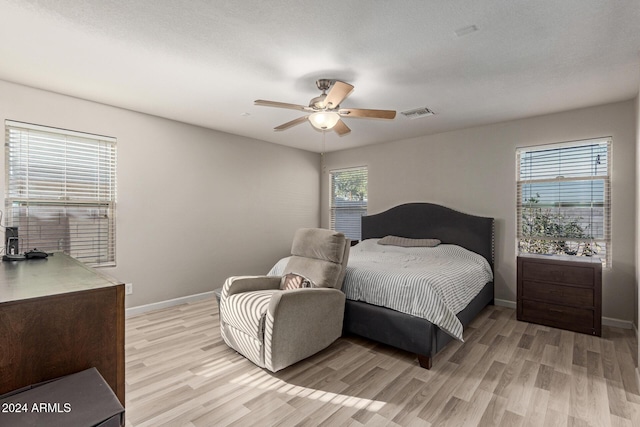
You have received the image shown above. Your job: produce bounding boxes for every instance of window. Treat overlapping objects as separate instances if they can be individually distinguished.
[330,167,367,241]
[516,138,611,266]
[5,121,117,266]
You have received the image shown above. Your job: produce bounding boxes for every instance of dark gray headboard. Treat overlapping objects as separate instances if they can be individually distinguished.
[361,203,494,265]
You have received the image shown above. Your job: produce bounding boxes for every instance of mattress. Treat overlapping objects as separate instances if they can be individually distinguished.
[269,239,493,340]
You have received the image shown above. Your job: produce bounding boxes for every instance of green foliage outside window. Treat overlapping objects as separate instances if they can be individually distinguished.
[333,171,367,201]
[520,194,599,257]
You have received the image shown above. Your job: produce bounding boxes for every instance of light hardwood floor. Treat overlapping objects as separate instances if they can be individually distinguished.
[125,299,639,426]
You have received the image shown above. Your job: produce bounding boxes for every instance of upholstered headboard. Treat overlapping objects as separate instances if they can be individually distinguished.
[361,203,494,266]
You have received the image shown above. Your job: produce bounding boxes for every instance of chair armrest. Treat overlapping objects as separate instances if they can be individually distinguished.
[264,288,346,371]
[267,288,344,317]
[221,276,281,300]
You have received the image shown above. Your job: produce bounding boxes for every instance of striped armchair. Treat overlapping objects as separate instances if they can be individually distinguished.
[219,228,350,372]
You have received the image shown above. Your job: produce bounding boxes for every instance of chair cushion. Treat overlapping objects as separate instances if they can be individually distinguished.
[290,228,346,263]
[222,290,278,340]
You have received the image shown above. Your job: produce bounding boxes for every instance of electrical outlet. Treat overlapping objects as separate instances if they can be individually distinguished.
[125,283,133,295]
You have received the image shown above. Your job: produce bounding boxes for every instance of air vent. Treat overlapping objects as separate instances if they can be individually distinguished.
[401,107,435,119]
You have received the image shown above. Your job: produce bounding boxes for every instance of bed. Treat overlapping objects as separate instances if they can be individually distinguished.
[269,202,494,369]
[342,202,494,369]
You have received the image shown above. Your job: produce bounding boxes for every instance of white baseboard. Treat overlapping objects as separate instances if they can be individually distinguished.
[126,291,215,318]
[492,299,633,329]
[494,299,516,309]
[602,316,634,329]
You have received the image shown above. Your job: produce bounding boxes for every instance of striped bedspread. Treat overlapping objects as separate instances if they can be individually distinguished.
[268,239,493,341]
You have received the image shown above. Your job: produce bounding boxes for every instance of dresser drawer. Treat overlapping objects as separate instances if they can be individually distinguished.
[520,281,594,307]
[520,300,596,335]
[521,261,594,286]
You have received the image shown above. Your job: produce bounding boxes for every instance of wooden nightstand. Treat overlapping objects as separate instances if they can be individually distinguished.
[517,253,602,336]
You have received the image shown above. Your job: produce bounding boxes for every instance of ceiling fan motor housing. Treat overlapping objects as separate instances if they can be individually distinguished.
[310,79,333,109]
[309,94,327,109]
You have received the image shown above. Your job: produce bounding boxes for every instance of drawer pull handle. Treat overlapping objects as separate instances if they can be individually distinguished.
[549,308,565,314]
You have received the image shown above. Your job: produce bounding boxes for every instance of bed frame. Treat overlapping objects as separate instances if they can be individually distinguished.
[342,202,494,369]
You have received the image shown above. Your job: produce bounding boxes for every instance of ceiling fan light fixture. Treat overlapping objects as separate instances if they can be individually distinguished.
[309,111,340,130]
[255,80,395,135]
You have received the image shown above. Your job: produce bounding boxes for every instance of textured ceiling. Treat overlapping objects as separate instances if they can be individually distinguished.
[1,0,639,152]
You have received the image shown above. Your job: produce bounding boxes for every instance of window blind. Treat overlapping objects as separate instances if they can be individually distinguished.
[516,138,611,266]
[5,121,117,266]
[330,167,367,241]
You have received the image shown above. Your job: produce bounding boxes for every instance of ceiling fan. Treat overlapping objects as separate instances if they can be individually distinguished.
[255,79,396,136]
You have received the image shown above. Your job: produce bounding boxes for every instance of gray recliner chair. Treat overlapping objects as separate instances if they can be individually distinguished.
[219,228,350,372]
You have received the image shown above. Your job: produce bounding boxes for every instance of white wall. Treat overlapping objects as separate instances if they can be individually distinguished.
[322,100,637,323]
[0,79,321,308]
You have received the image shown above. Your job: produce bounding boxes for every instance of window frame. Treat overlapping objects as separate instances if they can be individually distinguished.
[329,166,368,241]
[4,120,117,266]
[516,137,611,266]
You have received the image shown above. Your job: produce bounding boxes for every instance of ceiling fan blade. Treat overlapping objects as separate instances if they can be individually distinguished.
[339,108,396,119]
[333,119,351,136]
[274,116,309,131]
[322,81,354,109]
[255,100,314,112]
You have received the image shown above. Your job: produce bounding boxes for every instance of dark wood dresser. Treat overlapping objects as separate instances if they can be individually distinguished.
[0,253,125,405]
[517,253,602,336]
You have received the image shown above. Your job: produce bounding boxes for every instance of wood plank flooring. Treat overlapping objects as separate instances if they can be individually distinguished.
[125,299,639,426]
